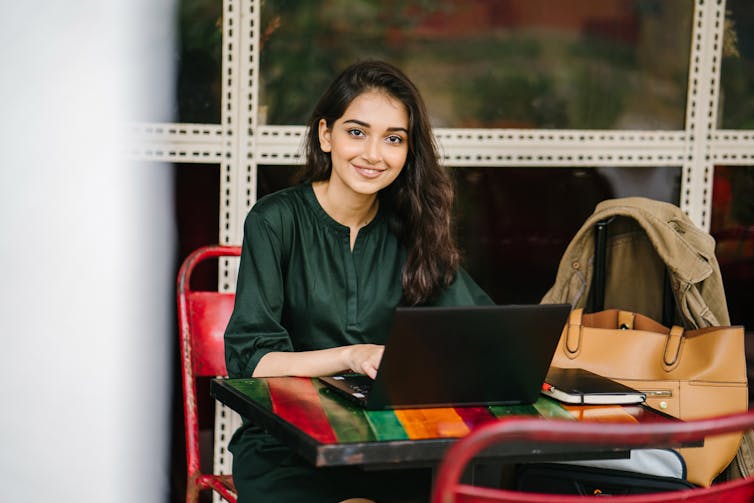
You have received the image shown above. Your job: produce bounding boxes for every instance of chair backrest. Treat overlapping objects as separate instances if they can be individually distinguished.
[431,410,754,503]
[177,245,241,503]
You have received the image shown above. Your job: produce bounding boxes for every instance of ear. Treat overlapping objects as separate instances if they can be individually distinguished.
[318,118,332,153]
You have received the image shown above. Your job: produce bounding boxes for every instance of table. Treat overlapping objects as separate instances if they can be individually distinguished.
[211,376,688,471]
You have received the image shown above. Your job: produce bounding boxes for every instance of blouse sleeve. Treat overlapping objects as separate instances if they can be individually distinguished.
[224,210,293,378]
[430,267,495,307]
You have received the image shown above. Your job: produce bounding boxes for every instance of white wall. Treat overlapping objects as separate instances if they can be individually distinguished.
[0,2,176,502]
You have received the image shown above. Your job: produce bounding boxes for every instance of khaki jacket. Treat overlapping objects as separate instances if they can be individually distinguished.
[541,197,730,329]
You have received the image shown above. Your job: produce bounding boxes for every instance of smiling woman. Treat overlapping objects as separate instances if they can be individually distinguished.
[296,60,474,307]
[223,60,493,503]
[315,90,409,248]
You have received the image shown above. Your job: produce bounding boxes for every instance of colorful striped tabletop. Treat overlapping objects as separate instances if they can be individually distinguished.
[212,376,677,468]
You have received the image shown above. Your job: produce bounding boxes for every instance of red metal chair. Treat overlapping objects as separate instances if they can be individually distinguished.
[177,245,241,503]
[431,410,754,503]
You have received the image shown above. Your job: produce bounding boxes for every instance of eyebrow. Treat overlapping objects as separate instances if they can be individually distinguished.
[343,119,408,134]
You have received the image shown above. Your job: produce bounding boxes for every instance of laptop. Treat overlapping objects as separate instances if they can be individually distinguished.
[318,303,571,410]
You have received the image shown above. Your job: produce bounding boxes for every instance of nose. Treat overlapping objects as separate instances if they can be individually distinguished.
[363,137,381,164]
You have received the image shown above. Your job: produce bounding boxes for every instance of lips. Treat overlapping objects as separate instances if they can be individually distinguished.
[353,164,385,179]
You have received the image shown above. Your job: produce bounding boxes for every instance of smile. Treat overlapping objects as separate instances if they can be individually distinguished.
[354,165,384,179]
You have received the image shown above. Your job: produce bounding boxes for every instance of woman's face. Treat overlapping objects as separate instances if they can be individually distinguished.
[318,90,409,198]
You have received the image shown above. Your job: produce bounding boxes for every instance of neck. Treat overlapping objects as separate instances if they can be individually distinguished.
[313,181,378,229]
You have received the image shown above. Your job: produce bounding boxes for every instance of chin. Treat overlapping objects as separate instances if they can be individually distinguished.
[358,182,393,196]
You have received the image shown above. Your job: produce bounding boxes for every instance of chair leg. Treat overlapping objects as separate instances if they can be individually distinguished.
[186,479,199,503]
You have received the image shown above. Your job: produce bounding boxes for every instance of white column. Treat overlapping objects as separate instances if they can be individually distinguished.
[0,2,176,502]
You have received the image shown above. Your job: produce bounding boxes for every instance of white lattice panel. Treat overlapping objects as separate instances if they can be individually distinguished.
[434,129,688,147]
[218,0,241,250]
[212,403,241,503]
[125,122,226,161]
[238,0,261,222]
[213,1,242,501]
[435,129,688,167]
[255,125,306,164]
[252,126,690,167]
[682,0,727,230]
[711,131,754,164]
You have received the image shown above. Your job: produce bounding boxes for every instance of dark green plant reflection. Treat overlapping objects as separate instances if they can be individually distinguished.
[260,0,692,129]
[175,0,223,123]
[721,1,754,129]
[259,0,446,125]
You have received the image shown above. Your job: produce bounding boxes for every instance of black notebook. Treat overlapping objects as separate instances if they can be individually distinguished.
[542,367,646,405]
[318,303,571,410]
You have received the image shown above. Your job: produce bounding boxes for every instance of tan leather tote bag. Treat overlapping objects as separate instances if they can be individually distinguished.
[551,308,748,487]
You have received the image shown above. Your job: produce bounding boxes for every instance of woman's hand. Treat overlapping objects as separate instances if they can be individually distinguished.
[253,344,384,378]
[343,344,384,379]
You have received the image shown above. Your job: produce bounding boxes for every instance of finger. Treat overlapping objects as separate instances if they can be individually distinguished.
[363,361,378,379]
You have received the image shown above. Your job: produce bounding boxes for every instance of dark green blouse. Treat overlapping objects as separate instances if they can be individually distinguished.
[224,183,493,379]
[224,183,492,502]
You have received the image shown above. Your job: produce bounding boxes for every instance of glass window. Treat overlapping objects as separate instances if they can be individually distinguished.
[176,162,221,287]
[260,0,692,129]
[721,1,754,129]
[711,165,754,328]
[134,0,223,123]
[258,164,299,199]
[171,0,223,124]
[454,166,680,303]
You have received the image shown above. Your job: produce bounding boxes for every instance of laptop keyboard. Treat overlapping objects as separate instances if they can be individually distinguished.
[349,378,372,395]
[334,374,373,395]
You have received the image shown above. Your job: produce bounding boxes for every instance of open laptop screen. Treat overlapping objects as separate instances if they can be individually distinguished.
[319,303,571,410]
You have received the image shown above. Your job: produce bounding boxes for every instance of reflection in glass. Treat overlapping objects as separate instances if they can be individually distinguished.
[711,166,754,328]
[721,1,754,129]
[259,165,680,305]
[176,163,220,284]
[258,165,299,200]
[454,166,680,304]
[260,0,692,129]
[175,0,223,124]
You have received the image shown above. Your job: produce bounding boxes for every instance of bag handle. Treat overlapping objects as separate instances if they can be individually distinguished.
[663,325,684,370]
[565,308,685,370]
[564,308,583,358]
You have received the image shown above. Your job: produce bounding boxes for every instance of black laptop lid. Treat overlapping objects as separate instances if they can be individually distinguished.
[362,303,571,409]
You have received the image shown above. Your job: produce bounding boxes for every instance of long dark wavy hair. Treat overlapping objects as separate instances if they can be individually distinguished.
[296,60,460,305]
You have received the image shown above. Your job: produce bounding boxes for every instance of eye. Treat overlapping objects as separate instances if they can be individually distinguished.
[385,135,405,145]
[347,128,366,138]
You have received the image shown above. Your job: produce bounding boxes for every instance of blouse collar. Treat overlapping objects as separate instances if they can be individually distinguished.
[302,183,385,236]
